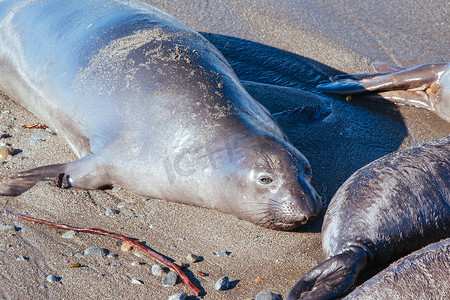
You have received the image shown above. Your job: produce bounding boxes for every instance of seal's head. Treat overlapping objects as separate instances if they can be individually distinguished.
[214,135,322,230]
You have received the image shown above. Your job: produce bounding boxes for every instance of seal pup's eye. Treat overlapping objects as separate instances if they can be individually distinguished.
[259,176,273,185]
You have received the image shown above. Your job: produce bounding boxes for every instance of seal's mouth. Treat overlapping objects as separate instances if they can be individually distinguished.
[257,215,310,231]
[252,199,319,231]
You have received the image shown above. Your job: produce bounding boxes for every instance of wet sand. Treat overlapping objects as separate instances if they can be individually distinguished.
[1,1,449,299]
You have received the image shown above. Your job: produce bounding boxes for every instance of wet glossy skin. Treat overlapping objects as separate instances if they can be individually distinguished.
[288,135,450,299]
[0,0,321,229]
[344,238,450,299]
[318,63,450,122]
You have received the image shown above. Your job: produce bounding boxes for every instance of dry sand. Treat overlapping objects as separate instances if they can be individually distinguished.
[1,1,449,299]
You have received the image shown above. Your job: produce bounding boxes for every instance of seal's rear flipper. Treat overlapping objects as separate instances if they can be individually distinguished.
[319,64,446,95]
[363,90,432,110]
[0,163,68,196]
[287,247,368,300]
[317,63,447,114]
[0,155,105,196]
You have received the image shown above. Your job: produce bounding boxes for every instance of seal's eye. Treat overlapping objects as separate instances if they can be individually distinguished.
[259,176,273,185]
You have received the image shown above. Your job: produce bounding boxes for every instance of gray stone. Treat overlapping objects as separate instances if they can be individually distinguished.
[168,293,187,300]
[61,231,76,239]
[84,246,109,256]
[0,225,16,233]
[161,272,177,287]
[255,292,282,300]
[46,275,59,283]
[214,276,229,291]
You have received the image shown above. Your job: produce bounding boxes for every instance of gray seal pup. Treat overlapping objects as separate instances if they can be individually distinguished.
[287,135,450,299]
[344,238,450,299]
[317,62,450,122]
[0,0,321,230]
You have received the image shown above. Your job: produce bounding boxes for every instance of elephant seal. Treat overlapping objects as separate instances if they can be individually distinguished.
[317,62,450,122]
[0,0,321,230]
[344,238,450,299]
[287,135,450,299]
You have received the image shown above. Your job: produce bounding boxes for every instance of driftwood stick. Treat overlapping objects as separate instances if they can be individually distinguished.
[3,208,200,296]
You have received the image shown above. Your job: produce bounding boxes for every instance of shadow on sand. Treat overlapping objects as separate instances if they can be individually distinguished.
[203,33,410,232]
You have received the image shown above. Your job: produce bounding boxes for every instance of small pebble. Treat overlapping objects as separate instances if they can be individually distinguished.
[46,275,59,283]
[173,261,185,269]
[161,272,177,287]
[105,208,119,216]
[30,132,49,144]
[255,292,282,300]
[84,246,109,256]
[133,251,145,258]
[0,145,14,161]
[121,242,132,252]
[215,250,230,257]
[107,253,119,259]
[151,264,164,276]
[168,293,187,300]
[130,261,141,267]
[186,253,200,263]
[131,278,143,285]
[69,263,81,268]
[61,231,76,239]
[214,276,229,291]
[0,225,17,233]
[16,256,30,261]
[111,187,121,193]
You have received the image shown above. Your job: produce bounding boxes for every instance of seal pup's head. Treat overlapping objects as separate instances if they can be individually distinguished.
[213,134,322,230]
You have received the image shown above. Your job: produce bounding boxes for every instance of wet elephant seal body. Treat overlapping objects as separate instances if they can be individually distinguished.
[288,135,450,299]
[345,238,450,299]
[0,0,321,229]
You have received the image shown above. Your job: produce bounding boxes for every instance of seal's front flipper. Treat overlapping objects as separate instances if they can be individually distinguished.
[287,247,368,300]
[0,155,106,196]
[0,163,68,196]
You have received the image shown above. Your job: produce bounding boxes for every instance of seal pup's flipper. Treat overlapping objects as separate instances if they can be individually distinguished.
[287,246,368,300]
[317,63,448,119]
[319,63,446,95]
[329,62,404,82]
[0,155,105,196]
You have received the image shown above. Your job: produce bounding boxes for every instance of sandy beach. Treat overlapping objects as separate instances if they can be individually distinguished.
[1,1,449,299]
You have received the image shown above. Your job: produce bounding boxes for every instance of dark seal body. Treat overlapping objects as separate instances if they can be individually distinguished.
[0,0,321,229]
[344,238,450,299]
[288,135,450,299]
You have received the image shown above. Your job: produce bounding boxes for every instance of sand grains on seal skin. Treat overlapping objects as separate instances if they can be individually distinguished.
[0,0,321,231]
